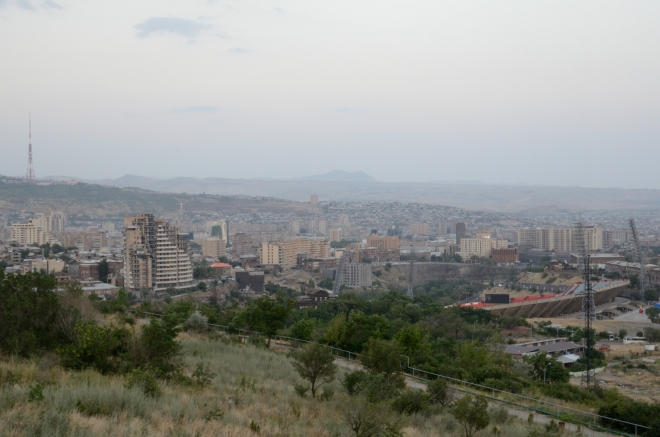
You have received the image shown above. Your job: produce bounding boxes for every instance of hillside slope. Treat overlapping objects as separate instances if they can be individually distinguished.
[0,179,308,216]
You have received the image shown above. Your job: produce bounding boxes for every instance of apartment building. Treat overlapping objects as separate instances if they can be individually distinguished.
[32,212,66,233]
[260,238,330,268]
[330,229,343,242]
[10,220,59,245]
[517,226,603,252]
[337,263,372,287]
[409,223,430,235]
[366,235,400,251]
[124,213,193,293]
[58,231,107,251]
[232,232,254,255]
[438,221,447,236]
[455,222,467,245]
[202,237,227,258]
[459,238,508,258]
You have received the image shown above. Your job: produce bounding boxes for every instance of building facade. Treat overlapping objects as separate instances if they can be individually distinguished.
[260,238,330,268]
[124,213,193,294]
[455,222,467,245]
[10,220,59,245]
[202,237,227,258]
[337,262,372,287]
[459,238,508,259]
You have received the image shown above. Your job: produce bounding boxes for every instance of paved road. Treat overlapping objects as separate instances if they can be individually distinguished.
[333,358,615,437]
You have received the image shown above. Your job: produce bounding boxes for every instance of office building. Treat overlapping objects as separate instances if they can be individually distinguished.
[206,220,228,242]
[124,213,193,293]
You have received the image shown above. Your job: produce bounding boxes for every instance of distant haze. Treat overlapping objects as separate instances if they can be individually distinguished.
[1,1,659,189]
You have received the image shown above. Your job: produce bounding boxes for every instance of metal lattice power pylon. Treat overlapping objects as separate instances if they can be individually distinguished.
[575,222,595,388]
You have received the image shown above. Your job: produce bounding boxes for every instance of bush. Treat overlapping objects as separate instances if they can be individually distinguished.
[294,382,310,398]
[186,311,209,332]
[192,361,216,387]
[57,322,128,374]
[125,369,161,398]
[392,389,429,415]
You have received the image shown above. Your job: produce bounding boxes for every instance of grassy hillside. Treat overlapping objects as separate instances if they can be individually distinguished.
[0,179,307,216]
[0,333,539,437]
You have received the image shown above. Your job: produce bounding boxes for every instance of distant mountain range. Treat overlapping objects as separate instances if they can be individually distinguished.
[42,172,660,212]
[252,170,377,182]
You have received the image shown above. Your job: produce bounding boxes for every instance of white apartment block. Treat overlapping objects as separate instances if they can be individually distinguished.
[459,238,508,258]
[10,220,59,245]
[517,226,602,252]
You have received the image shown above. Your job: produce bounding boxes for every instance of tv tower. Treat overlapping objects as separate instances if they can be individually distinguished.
[26,113,36,182]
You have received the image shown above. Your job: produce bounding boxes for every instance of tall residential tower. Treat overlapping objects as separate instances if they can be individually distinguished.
[124,214,193,294]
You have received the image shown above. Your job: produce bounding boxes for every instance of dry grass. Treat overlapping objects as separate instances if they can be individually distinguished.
[0,333,566,437]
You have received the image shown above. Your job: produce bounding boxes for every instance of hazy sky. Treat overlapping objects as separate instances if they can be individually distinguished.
[1,0,659,188]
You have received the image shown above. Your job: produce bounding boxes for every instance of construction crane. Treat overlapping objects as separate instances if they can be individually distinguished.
[629,217,647,300]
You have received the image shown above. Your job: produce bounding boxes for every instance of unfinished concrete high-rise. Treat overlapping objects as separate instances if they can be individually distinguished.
[124,214,193,294]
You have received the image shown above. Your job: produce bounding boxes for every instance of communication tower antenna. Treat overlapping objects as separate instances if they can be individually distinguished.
[628,218,647,299]
[26,113,36,182]
[576,221,595,388]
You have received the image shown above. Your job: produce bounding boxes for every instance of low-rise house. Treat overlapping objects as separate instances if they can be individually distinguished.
[297,289,338,310]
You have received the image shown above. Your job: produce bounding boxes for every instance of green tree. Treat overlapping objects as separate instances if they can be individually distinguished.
[290,343,337,398]
[451,394,490,437]
[359,338,406,388]
[394,324,429,355]
[630,274,639,289]
[427,378,453,407]
[40,243,51,259]
[522,353,569,384]
[646,306,660,323]
[234,295,294,346]
[197,281,207,291]
[619,328,628,340]
[341,396,403,437]
[98,258,109,282]
[0,271,61,356]
[290,319,315,341]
